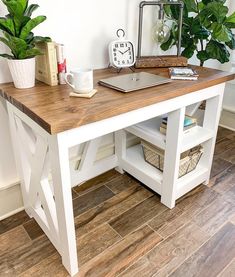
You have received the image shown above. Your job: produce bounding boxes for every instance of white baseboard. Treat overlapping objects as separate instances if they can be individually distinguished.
[0,182,24,220]
[220,109,235,131]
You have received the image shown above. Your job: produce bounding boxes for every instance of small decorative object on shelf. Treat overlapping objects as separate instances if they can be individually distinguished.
[160,115,197,135]
[141,140,203,178]
[169,67,199,81]
[135,0,188,68]
[56,43,67,85]
[108,29,136,73]
[0,0,50,89]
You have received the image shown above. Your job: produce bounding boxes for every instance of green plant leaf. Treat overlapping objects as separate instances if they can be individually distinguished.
[0,37,12,49]
[225,32,235,50]
[184,0,197,13]
[3,32,28,58]
[0,53,15,59]
[20,16,46,39]
[24,4,39,17]
[191,18,210,39]
[202,0,226,4]
[181,44,197,59]
[18,48,42,59]
[32,36,51,43]
[206,40,230,63]
[197,50,210,63]
[0,17,15,35]
[224,12,235,29]
[205,2,228,24]
[211,22,231,42]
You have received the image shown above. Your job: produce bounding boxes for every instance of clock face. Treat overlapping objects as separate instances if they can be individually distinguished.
[111,41,135,68]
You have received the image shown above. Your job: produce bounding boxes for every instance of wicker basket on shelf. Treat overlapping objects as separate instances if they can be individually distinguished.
[141,140,203,178]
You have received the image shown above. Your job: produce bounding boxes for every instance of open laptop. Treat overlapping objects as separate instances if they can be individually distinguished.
[98,72,171,93]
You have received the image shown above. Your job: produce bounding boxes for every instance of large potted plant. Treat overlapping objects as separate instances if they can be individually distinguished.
[161,0,235,66]
[0,0,49,89]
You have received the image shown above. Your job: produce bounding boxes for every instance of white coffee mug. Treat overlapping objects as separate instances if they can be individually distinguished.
[65,68,93,94]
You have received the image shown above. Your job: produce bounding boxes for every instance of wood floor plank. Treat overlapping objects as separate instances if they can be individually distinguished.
[0,226,31,256]
[216,127,234,142]
[77,223,121,266]
[109,195,167,237]
[0,235,56,276]
[222,184,235,205]
[105,174,139,194]
[210,165,235,194]
[78,225,162,277]
[23,219,44,240]
[148,207,190,239]
[73,185,114,217]
[210,157,232,178]
[19,253,68,277]
[169,223,235,277]
[218,258,235,277]
[219,144,235,164]
[214,138,235,156]
[176,185,219,217]
[193,197,235,236]
[0,211,30,235]
[120,222,209,277]
[75,183,153,237]
[73,170,120,196]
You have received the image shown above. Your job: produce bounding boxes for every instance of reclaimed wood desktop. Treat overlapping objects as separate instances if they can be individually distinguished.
[0,66,234,276]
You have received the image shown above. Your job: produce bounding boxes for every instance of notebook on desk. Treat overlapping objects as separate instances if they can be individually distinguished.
[98,72,171,93]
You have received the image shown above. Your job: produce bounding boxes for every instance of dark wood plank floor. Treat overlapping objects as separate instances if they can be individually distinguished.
[0,126,235,277]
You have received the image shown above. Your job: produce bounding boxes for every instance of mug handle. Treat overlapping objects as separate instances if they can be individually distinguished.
[64,73,75,89]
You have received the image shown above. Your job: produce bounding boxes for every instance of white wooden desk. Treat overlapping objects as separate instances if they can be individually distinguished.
[0,66,234,276]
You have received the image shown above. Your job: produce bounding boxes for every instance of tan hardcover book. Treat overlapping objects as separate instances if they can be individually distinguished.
[35,42,58,86]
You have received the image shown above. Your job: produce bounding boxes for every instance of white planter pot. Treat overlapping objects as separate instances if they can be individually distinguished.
[7,58,36,89]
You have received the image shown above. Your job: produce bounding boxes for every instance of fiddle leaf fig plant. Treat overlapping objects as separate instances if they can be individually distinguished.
[0,0,50,60]
[161,0,235,66]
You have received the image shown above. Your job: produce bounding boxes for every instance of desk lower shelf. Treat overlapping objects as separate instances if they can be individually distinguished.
[121,144,209,200]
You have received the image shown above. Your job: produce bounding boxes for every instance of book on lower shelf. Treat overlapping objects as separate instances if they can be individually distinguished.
[169,67,199,80]
[160,115,197,135]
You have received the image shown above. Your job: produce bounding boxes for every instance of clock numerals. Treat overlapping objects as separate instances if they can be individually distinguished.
[111,41,135,68]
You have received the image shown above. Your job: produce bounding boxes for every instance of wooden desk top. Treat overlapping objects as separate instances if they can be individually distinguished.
[0,66,234,134]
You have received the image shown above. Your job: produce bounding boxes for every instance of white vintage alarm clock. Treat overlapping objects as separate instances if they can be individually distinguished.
[109,29,136,72]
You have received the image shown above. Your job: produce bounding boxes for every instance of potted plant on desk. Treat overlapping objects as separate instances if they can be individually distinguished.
[0,0,50,89]
[160,0,235,66]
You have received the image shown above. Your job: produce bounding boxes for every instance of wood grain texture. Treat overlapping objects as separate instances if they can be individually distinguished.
[109,195,167,237]
[216,126,234,142]
[77,223,121,266]
[75,183,153,237]
[23,219,44,240]
[193,197,235,236]
[0,226,31,255]
[218,259,235,277]
[135,55,188,68]
[105,174,139,194]
[73,170,120,196]
[148,207,190,239]
[0,66,233,134]
[0,235,56,276]
[170,223,235,277]
[210,156,232,178]
[120,222,209,277]
[78,225,162,277]
[73,185,114,217]
[0,210,30,235]
[214,138,235,156]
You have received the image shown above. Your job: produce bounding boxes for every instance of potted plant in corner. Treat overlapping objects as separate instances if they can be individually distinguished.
[160,0,235,66]
[0,0,50,89]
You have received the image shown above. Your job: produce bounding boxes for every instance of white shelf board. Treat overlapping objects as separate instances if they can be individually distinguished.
[176,165,208,200]
[122,144,162,195]
[126,118,214,152]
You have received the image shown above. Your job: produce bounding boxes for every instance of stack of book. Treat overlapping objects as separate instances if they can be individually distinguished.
[160,115,197,135]
[35,42,67,86]
[169,67,199,81]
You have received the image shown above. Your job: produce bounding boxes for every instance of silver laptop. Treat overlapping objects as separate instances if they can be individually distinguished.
[98,72,171,93]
